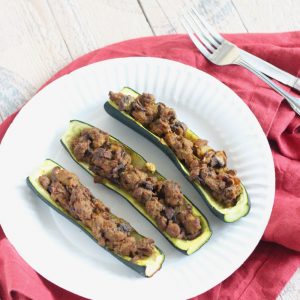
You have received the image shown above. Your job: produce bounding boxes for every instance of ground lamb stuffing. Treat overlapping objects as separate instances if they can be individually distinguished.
[39,166,154,260]
[109,91,242,208]
[71,127,202,240]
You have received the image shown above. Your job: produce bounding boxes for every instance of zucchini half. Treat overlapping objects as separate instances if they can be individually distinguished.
[61,120,212,255]
[26,159,165,277]
[104,87,250,223]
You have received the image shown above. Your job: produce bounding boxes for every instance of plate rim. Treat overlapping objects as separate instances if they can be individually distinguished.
[0,56,275,299]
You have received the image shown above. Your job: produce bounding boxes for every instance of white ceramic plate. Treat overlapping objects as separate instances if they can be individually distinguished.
[0,57,274,299]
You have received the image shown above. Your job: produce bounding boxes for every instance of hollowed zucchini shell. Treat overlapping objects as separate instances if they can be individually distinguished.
[61,120,212,255]
[104,87,250,223]
[26,159,165,277]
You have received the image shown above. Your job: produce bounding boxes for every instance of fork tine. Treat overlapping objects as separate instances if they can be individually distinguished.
[181,16,211,58]
[191,6,224,44]
[190,7,220,48]
[186,10,215,52]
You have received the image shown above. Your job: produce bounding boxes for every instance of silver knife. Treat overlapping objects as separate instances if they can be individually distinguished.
[240,50,300,92]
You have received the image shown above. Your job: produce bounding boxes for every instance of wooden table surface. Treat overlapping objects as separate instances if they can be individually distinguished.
[0,1,299,299]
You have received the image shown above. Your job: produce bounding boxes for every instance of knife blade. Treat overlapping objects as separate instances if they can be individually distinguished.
[240,49,300,92]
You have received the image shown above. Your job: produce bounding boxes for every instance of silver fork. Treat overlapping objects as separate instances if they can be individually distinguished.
[181,7,300,116]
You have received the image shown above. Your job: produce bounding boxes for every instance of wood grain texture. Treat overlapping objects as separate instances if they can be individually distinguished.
[0,0,72,121]
[279,269,300,300]
[233,0,300,32]
[139,0,247,34]
[47,0,153,59]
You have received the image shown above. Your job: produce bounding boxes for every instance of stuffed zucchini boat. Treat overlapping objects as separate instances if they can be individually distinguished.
[61,120,211,255]
[27,159,164,277]
[104,87,250,223]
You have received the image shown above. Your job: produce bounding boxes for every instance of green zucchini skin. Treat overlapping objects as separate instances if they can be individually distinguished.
[104,87,250,223]
[61,120,212,255]
[27,159,165,277]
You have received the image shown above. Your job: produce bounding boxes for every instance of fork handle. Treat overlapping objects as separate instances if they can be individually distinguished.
[239,60,300,116]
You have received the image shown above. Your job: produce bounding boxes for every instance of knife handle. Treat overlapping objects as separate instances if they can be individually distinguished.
[294,79,300,92]
[239,60,300,116]
[240,50,300,93]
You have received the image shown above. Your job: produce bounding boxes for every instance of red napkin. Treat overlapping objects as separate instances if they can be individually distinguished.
[1,33,300,300]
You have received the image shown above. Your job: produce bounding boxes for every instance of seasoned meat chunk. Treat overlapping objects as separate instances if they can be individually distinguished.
[104,225,127,242]
[94,200,110,213]
[120,167,147,191]
[109,91,124,106]
[112,144,131,166]
[163,181,184,207]
[39,175,50,190]
[81,128,108,149]
[73,139,91,161]
[52,169,79,188]
[50,166,61,180]
[193,139,211,158]
[200,167,219,192]
[164,207,175,220]
[149,118,171,137]
[92,147,113,164]
[117,221,133,233]
[112,236,137,257]
[156,215,167,230]
[201,150,215,165]
[90,144,131,181]
[164,132,193,161]
[210,151,227,168]
[72,128,109,162]
[69,186,94,221]
[187,157,201,180]
[94,147,112,159]
[92,157,119,178]
[132,187,153,203]
[145,198,164,219]
[49,181,70,210]
[203,169,217,186]
[111,92,158,125]
[170,120,187,136]
[139,93,156,105]
[166,221,181,238]
[157,103,176,121]
[140,179,156,191]
[222,185,242,204]
[90,214,105,239]
[120,95,135,111]
[131,95,158,126]
[200,167,241,206]
[131,109,155,126]
[92,147,111,164]
[109,91,134,112]
[182,213,201,236]
[136,237,155,257]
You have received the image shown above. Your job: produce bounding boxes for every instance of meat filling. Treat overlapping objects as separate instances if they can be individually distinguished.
[71,128,202,240]
[110,91,242,207]
[39,167,154,260]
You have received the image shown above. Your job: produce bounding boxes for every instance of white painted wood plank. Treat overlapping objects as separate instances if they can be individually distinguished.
[47,0,153,59]
[192,0,248,33]
[138,0,180,34]
[233,0,300,32]
[140,0,247,34]
[279,268,300,300]
[0,0,72,121]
